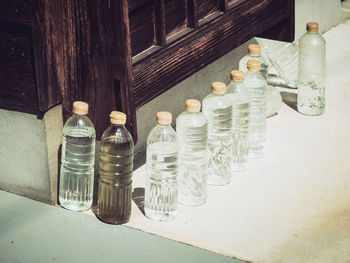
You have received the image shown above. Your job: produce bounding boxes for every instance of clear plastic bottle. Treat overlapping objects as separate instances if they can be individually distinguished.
[97,111,134,224]
[226,70,250,171]
[202,82,232,185]
[298,22,326,115]
[176,99,208,206]
[239,44,269,80]
[59,101,96,211]
[245,60,267,158]
[145,111,178,221]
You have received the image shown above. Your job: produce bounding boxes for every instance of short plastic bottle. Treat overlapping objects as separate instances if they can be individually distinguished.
[298,22,326,115]
[176,99,208,206]
[59,101,96,211]
[202,82,232,185]
[98,111,134,224]
[144,111,178,221]
[239,44,269,80]
[245,60,267,159]
[226,70,250,171]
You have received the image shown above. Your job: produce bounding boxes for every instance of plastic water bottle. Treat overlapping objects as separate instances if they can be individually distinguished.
[202,82,232,185]
[98,111,134,224]
[239,44,268,80]
[298,22,326,115]
[176,99,208,206]
[245,60,267,158]
[227,70,250,171]
[59,101,96,211]
[145,111,178,221]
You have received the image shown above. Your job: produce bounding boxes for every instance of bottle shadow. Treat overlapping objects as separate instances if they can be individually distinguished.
[132,187,145,215]
[281,91,298,112]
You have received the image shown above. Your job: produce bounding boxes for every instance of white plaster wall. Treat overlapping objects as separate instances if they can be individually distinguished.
[295,0,341,40]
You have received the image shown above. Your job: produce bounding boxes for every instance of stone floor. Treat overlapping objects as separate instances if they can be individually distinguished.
[116,19,350,263]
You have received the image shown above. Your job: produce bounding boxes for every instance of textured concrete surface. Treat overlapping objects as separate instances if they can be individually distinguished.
[0,105,62,204]
[121,20,350,263]
[0,190,245,263]
[0,109,51,203]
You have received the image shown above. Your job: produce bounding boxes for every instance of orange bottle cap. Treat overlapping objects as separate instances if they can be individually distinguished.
[156,111,172,125]
[72,101,88,115]
[186,99,201,112]
[247,60,261,71]
[212,82,226,95]
[110,111,126,125]
[230,70,245,82]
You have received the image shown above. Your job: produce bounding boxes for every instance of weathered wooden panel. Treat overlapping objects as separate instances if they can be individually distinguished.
[0,32,37,111]
[197,0,217,20]
[30,0,137,140]
[132,0,294,108]
[129,0,154,56]
[0,0,31,24]
[165,0,187,37]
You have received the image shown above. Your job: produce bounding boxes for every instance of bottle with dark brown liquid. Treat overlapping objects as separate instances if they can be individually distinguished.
[97,111,134,224]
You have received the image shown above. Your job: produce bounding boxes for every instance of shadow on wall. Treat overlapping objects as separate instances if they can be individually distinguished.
[281,91,298,112]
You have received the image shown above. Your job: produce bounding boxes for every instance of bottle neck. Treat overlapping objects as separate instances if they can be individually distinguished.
[110,123,125,128]
[249,53,260,57]
[73,113,88,117]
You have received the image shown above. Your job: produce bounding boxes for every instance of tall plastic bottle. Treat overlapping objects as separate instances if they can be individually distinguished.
[202,82,232,185]
[145,112,178,221]
[176,99,208,206]
[98,111,134,224]
[226,70,250,171]
[245,60,267,158]
[59,101,96,211]
[298,22,326,115]
[239,44,268,80]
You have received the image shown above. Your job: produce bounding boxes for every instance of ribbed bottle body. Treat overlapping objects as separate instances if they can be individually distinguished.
[145,125,178,221]
[202,93,232,185]
[176,111,208,205]
[59,114,96,211]
[98,125,134,224]
[227,81,250,171]
[245,71,267,158]
[298,32,326,115]
[239,55,268,81]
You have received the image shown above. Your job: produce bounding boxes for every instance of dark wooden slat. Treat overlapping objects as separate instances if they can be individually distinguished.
[29,0,137,140]
[0,32,38,111]
[259,0,295,42]
[132,0,292,108]
[165,0,187,37]
[197,0,217,20]
[110,0,138,141]
[0,0,31,25]
[153,0,166,46]
[218,0,228,11]
[129,1,154,56]
[187,0,198,28]
[30,0,63,114]
[128,0,152,11]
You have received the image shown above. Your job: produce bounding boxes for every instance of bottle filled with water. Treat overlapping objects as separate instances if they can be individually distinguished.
[98,111,134,224]
[227,70,250,171]
[239,44,269,80]
[59,101,96,211]
[176,99,208,206]
[145,111,178,221]
[298,22,326,115]
[245,60,267,158]
[202,82,232,185]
